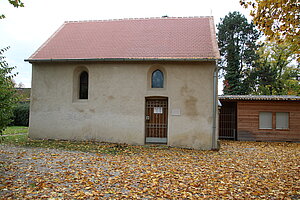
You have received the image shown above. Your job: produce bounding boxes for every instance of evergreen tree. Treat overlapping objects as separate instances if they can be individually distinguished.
[217,11,260,95]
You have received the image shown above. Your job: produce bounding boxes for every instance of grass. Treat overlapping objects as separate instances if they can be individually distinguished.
[0,134,140,155]
[2,126,29,135]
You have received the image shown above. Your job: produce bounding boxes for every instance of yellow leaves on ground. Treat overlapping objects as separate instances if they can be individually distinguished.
[0,141,299,199]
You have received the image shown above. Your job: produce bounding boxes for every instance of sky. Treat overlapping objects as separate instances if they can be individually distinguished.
[0,0,251,91]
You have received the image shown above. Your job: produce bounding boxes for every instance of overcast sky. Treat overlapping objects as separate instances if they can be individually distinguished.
[0,0,250,91]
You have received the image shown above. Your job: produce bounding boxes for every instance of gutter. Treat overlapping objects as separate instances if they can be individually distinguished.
[24,57,219,63]
[212,64,218,150]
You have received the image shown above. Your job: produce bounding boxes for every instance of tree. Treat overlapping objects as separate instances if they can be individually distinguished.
[17,82,25,88]
[217,11,260,95]
[1,0,24,19]
[0,47,19,135]
[240,0,300,61]
[0,0,24,135]
[251,41,300,95]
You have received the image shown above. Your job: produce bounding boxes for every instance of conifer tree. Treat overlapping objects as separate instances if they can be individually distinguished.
[217,11,260,94]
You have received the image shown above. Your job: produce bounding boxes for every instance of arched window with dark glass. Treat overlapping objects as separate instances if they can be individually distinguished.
[151,70,164,88]
[79,71,88,99]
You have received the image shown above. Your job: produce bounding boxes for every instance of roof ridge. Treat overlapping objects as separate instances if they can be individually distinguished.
[65,16,213,23]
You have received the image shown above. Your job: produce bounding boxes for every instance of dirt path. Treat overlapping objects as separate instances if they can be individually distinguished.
[0,141,299,199]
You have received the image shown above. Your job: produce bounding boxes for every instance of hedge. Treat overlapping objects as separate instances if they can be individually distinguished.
[11,102,30,126]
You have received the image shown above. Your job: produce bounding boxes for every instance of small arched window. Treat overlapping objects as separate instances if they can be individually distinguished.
[79,71,88,99]
[151,70,164,88]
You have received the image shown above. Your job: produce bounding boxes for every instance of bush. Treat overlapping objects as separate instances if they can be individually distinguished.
[0,47,19,133]
[11,102,30,126]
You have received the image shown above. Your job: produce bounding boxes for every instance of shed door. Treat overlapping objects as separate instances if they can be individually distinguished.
[145,97,168,144]
[219,102,237,140]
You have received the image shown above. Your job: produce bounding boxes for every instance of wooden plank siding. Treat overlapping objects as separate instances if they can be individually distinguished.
[237,101,300,142]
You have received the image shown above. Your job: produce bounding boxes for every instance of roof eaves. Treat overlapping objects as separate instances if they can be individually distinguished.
[25,57,219,63]
[218,95,300,101]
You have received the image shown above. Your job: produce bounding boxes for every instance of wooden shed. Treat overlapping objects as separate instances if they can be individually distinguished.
[218,95,300,142]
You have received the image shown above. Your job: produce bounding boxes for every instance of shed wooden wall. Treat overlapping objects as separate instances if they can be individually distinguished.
[237,101,300,142]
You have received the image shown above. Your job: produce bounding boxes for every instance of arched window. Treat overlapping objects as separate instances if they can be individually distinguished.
[151,70,164,88]
[79,71,88,99]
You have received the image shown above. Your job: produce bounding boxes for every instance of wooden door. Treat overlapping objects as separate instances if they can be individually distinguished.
[145,97,168,144]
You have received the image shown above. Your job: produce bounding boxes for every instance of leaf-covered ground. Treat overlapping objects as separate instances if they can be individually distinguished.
[0,141,299,199]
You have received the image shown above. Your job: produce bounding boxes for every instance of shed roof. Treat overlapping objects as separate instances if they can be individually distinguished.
[219,95,300,101]
[26,17,220,62]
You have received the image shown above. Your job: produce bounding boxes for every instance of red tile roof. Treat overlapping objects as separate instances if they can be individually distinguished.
[28,17,220,62]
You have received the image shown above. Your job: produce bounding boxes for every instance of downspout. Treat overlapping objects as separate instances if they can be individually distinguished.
[212,64,218,150]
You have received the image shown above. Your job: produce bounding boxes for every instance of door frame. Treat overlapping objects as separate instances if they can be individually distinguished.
[144,96,169,144]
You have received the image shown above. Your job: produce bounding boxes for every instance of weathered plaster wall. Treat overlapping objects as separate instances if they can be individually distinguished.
[29,62,217,149]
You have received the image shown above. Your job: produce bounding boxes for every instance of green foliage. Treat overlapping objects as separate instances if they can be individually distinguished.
[0,47,19,134]
[11,102,30,126]
[16,88,31,101]
[251,41,300,95]
[1,0,24,19]
[8,0,24,7]
[217,11,260,95]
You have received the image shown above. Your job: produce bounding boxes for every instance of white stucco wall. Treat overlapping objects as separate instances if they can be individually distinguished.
[29,61,217,149]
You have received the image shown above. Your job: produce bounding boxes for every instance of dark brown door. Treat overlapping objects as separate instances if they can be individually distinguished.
[219,101,237,140]
[145,97,168,144]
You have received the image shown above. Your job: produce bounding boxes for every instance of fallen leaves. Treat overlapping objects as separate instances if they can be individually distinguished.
[0,141,299,199]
